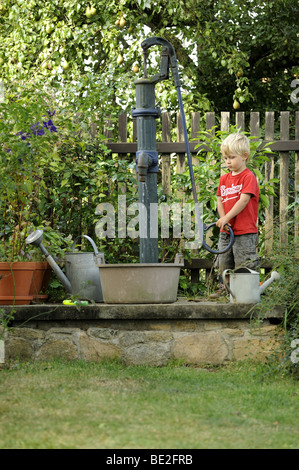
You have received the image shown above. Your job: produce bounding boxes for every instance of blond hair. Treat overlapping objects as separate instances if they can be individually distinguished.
[221,132,250,158]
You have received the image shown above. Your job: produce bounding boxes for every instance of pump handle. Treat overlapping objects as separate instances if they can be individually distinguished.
[141,37,181,87]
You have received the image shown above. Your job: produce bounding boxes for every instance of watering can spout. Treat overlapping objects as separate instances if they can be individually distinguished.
[42,254,72,293]
[260,270,280,294]
[25,230,72,293]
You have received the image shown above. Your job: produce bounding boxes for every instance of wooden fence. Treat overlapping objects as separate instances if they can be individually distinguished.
[104,111,299,279]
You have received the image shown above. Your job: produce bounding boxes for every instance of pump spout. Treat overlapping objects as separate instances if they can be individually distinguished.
[260,271,280,294]
[137,151,152,182]
[25,230,72,293]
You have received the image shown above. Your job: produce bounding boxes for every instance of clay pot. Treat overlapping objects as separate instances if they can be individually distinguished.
[29,261,52,302]
[0,261,51,305]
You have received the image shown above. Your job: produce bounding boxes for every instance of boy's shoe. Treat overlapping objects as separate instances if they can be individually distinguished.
[208,283,228,299]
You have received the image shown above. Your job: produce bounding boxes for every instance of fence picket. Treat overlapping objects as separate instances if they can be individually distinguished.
[161,112,171,196]
[264,111,275,254]
[250,112,260,140]
[118,113,127,143]
[104,115,113,141]
[176,112,185,175]
[220,112,230,175]
[236,111,245,131]
[191,111,200,166]
[295,112,299,256]
[206,112,215,134]
[191,112,201,195]
[280,112,290,246]
[220,112,230,132]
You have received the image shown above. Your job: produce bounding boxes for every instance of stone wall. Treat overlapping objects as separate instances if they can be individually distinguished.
[1,302,283,366]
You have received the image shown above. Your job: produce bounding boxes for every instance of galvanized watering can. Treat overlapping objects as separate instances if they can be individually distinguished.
[26,230,105,302]
[222,267,280,303]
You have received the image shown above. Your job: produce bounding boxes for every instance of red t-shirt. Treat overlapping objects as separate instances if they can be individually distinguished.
[216,167,259,235]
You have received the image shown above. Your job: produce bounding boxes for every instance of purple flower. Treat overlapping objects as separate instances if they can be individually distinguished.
[6,111,57,156]
[42,119,57,133]
[17,130,31,140]
[15,110,57,143]
[30,122,45,136]
[46,110,56,118]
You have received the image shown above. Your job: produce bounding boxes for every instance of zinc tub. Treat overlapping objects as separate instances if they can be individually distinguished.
[98,263,182,304]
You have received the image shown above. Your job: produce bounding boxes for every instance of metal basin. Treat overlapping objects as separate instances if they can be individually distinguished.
[97,263,182,304]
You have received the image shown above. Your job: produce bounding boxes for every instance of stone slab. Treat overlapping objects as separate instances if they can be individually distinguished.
[0,300,284,323]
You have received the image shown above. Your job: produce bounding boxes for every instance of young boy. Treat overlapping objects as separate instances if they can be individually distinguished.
[214,132,260,292]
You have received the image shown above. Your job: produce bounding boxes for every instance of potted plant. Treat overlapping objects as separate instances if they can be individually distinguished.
[0,207,53,305]
[0,89,58,304]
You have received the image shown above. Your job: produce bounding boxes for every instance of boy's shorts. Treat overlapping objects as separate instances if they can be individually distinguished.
[215,232,260,275]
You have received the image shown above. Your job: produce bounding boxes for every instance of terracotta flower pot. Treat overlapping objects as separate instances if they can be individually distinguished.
[0,261,52,305]
[29,261,52,302]
[0,261,36,305]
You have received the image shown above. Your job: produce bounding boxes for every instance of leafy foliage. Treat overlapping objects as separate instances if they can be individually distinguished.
[254,235,299,378]
[0,85,112,260]
[0,0,298,113]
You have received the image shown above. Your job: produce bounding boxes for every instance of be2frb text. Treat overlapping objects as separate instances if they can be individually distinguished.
[150,455,192,465]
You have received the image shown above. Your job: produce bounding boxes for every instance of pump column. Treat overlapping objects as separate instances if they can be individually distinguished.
[132,78,160,264]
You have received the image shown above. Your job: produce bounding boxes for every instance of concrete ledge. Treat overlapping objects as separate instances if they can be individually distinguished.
[1,300,284,323]
[1,302,284,366]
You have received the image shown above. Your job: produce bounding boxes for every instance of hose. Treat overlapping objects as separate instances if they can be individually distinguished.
[176,87,234,254]
[141,37,235,254]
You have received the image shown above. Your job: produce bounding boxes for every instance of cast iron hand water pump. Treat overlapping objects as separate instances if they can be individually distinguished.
[132,37,234,263]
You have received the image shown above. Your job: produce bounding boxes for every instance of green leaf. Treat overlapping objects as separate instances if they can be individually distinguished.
[260,194,269,208]
[253,168,263,180]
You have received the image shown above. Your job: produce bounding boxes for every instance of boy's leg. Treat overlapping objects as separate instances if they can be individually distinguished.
[216,232,235,276]
[212,233,234,297]
[232,233,260,271]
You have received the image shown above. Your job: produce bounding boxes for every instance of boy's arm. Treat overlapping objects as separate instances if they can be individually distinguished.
[217,196,226,218]
[216,193,251,231]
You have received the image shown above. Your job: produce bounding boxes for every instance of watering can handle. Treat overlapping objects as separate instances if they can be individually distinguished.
[71,235,98,254]
[222,269,235,300]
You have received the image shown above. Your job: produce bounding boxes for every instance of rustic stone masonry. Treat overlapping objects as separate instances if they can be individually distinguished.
[1,301,284,366]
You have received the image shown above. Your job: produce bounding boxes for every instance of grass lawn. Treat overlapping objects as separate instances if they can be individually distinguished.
[0,359,298,449]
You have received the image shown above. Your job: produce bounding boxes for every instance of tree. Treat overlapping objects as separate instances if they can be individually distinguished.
[0,0,298,116]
